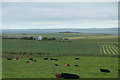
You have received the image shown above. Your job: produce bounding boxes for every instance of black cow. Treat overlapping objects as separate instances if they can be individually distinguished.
[75,57,79,60]
[7,58,12,60]
[55,64,59,66]
[44,58,48,60]
[55,73,80,79]
[100,68,111,73]
[50,58,58,61]
[75,64,79,66]
[33,60,37,62]
[16,58,19,60]
[29,58,33,60]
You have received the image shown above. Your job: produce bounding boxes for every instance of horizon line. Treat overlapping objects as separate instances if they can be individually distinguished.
[1,27,119,29]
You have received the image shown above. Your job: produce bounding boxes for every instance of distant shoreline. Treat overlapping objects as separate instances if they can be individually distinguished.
[1,28,119,35]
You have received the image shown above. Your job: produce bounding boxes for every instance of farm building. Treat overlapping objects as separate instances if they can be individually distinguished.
[35,36,43,40]
[62,38,68,40]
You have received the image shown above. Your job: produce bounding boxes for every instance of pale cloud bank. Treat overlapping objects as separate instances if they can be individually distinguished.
[2,0,120,2]
[1,2,118,29]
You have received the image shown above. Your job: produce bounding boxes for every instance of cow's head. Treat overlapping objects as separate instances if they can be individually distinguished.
[55,74,62,78]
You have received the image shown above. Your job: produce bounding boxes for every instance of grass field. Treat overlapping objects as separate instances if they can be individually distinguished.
[2,33,119,56]
[1,33,119,78]
[2,56,118,78]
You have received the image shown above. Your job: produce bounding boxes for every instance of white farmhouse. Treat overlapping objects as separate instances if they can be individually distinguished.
[36,36,43,40]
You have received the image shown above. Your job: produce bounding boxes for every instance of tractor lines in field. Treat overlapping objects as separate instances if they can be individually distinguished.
[106,45,115,54]
[110,46,119,54]
[102,45,107,54]
[105,45,111,54]
[101,45,119,55]
[109,45,119,54]
[112,45,118,50]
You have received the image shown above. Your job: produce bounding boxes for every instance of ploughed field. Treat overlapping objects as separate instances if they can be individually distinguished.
[2,33,119,78]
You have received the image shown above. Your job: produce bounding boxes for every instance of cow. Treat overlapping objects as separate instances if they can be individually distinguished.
[50,58,58,61]
[75,57,79,60]
[64,64,70,66]
[16,58,19,60]
[50,58,53,60]
[55,73,80,79]
[55,64,59,66]
[7,58,12,60]
[75,64,79,67]
[33,60,37,62]
[29,58,33,60]
[100,68,111,73]
[44,58,48,60]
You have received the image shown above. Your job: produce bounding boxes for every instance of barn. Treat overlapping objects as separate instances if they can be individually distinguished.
[35,36,43,40]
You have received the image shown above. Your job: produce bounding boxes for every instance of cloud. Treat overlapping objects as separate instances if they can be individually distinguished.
[2,0,120,2]
[2,2,118,29]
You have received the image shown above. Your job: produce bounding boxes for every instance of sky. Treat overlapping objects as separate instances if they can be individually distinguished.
[1,2,118,29]
[1,0,120,2]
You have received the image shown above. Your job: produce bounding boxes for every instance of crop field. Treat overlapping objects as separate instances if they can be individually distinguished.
[101,45,119,55]
[1,33,119,78]
[2,34,119,56]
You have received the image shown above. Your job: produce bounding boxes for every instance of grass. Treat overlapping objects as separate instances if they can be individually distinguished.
[2,33,119,78]
[2,39,102,56]
[2,33,118,56]
[2,56,118,78]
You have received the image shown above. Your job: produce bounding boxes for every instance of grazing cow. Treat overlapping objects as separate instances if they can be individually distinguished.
[50,58,59,61]
[75,64,79,66]
[100,68,111,73]
[33,60,37,62]
[55,64,58,66]
[64,64,70,66]
[29,58,33,60]
[75,57,79,60]
[7,58,12,60]
[118,69,120,72]
[44,58,48,60]
[53,58,58,60]
[55,73,80,79]
[50,58,53,60]
[16,58,19,60]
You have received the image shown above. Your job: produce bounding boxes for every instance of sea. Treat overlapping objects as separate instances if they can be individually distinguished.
[1,28,119,35]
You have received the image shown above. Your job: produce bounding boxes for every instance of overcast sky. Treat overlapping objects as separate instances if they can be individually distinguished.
[1,2,118,29]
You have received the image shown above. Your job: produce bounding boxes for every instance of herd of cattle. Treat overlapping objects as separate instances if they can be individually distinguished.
[7,57,79,66]
[6,57,111,79]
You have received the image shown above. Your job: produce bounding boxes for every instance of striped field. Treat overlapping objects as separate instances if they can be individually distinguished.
[100,45,119,55]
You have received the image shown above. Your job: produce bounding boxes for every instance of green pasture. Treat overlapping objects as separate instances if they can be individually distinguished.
[2,33,119,78]
[2,33,118,56]
[2,56,118,78]
[2,39,102,56]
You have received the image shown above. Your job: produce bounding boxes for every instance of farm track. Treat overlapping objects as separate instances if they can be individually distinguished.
[101,45,119,55]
